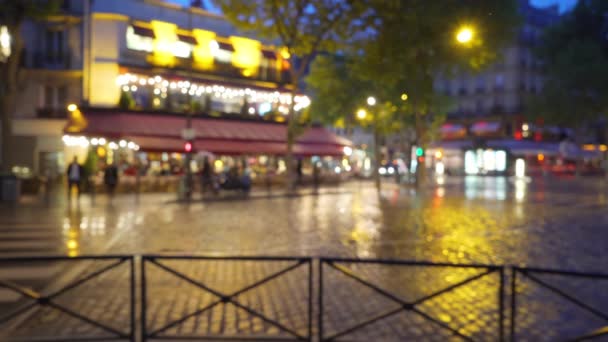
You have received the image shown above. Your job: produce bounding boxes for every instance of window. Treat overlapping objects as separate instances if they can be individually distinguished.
[41,85,69,109]
[44,86,54,108]
[45,29,64,64]
[475,76,485,93]
[126,26,154,53]
[214,49,232,64]
[495,74,504,89]
[57,86,67,108]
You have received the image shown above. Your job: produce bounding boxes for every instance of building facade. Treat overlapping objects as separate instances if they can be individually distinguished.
[435,0,560,141]
[9,0,348,183]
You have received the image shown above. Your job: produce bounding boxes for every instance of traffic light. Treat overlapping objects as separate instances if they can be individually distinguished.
[415,147,424,157]
[184,142,192,153]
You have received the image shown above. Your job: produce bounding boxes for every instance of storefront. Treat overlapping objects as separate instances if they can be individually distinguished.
[63,109,352,191]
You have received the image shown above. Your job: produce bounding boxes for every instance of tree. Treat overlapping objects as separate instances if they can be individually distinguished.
[307,54,405,190]
[0,0,59,173]
[308,53,453,190]
[216,0,364,191]
[526,0,608,149]
[355,0,519,187]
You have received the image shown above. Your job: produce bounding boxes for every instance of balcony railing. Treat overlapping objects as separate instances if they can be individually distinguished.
[36,108,69,119]
[23,50,74,70]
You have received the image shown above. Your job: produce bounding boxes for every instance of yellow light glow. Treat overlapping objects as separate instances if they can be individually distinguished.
[435,150,443,159]
[153,98,161,107]
[230,36,261,78]
[97,146,106,158]
[583,144,596,151]
[192,29,216,70]
[356,109,367,120]
[151,20,178,67]
[366,96,376,106]
[600,145,608,152]
[65,107,88,133]
[280,48,290,59]
[456,27,474,44]
[537,153,544,162]
[67,239,78,250]
[401,93,408,101]
[214,159,223,169]
[67,103,78,112]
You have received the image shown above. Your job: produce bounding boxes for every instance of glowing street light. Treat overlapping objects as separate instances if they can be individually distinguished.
[401,93,408,101]
[456,26,474,44]
[67,103,78,112]
[356,108,367,120]
[0,26,11,62]
[366,96,376,106]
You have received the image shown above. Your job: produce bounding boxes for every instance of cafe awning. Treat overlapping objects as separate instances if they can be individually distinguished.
[67,110,351,156]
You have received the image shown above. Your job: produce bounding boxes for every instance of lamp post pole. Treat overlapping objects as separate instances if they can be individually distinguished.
[184,6,194,201]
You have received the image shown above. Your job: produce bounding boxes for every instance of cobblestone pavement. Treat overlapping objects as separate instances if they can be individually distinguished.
[2,177,608,340]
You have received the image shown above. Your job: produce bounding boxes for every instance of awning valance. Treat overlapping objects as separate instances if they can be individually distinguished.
[66,111,351,156]
[177,34,197,45]
[131,25,155,38]
[262,50,277,59]
[218,41,235,52]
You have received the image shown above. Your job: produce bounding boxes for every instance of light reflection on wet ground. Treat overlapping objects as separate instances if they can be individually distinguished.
[3,177,608,340]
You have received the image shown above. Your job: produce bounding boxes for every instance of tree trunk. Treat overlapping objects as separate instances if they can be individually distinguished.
[0,24,23,174]
[285,86,298,193]
[373,127,381,192]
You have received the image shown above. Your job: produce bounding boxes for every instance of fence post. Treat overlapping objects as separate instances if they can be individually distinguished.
[140,257,147,342]
[499,267,505,342]
[318,259,324,342]
[130,257,136,342]
[308,259,313,341]
[510,268,517,342]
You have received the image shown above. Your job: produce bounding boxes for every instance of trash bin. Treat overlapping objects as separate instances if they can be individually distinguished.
[0,174,21,202]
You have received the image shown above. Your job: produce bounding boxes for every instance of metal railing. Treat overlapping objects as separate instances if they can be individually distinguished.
[1,255,608,341]
[319,258,504,342]
[0,255,135,341]
[510,266,608,342]
[141,255,313,341]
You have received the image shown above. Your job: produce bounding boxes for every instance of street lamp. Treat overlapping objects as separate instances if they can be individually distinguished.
[0,26,11,62]
[366,96,376,106]
[356,108,367,120]
[456,26,474,44]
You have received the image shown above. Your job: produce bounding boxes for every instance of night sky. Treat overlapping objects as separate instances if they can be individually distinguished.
[167,0,578,14]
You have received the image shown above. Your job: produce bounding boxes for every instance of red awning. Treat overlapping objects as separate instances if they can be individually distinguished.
[70,111,350,156]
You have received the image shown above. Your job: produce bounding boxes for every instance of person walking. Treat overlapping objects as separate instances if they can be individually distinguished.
[104,162,119,200]
[200,157,217,196]
[66,156,84,201]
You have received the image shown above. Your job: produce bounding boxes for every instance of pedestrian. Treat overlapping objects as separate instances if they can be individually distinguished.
[104,162,119,200]
[313,162,320,193]
[200,157,217,195]
[296,158,303,185]
[66,156,84,200]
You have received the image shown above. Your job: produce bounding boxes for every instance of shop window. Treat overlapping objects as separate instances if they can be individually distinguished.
[126,26,154,53]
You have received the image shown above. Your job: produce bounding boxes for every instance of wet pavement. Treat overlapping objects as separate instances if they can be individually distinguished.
[2,176,608,341]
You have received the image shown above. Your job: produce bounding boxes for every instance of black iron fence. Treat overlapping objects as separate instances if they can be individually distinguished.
[140,255,313,341]
[511,266,608,342]
[1,255,607,341]
[0,255,135,341]
[319,258,504,342]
